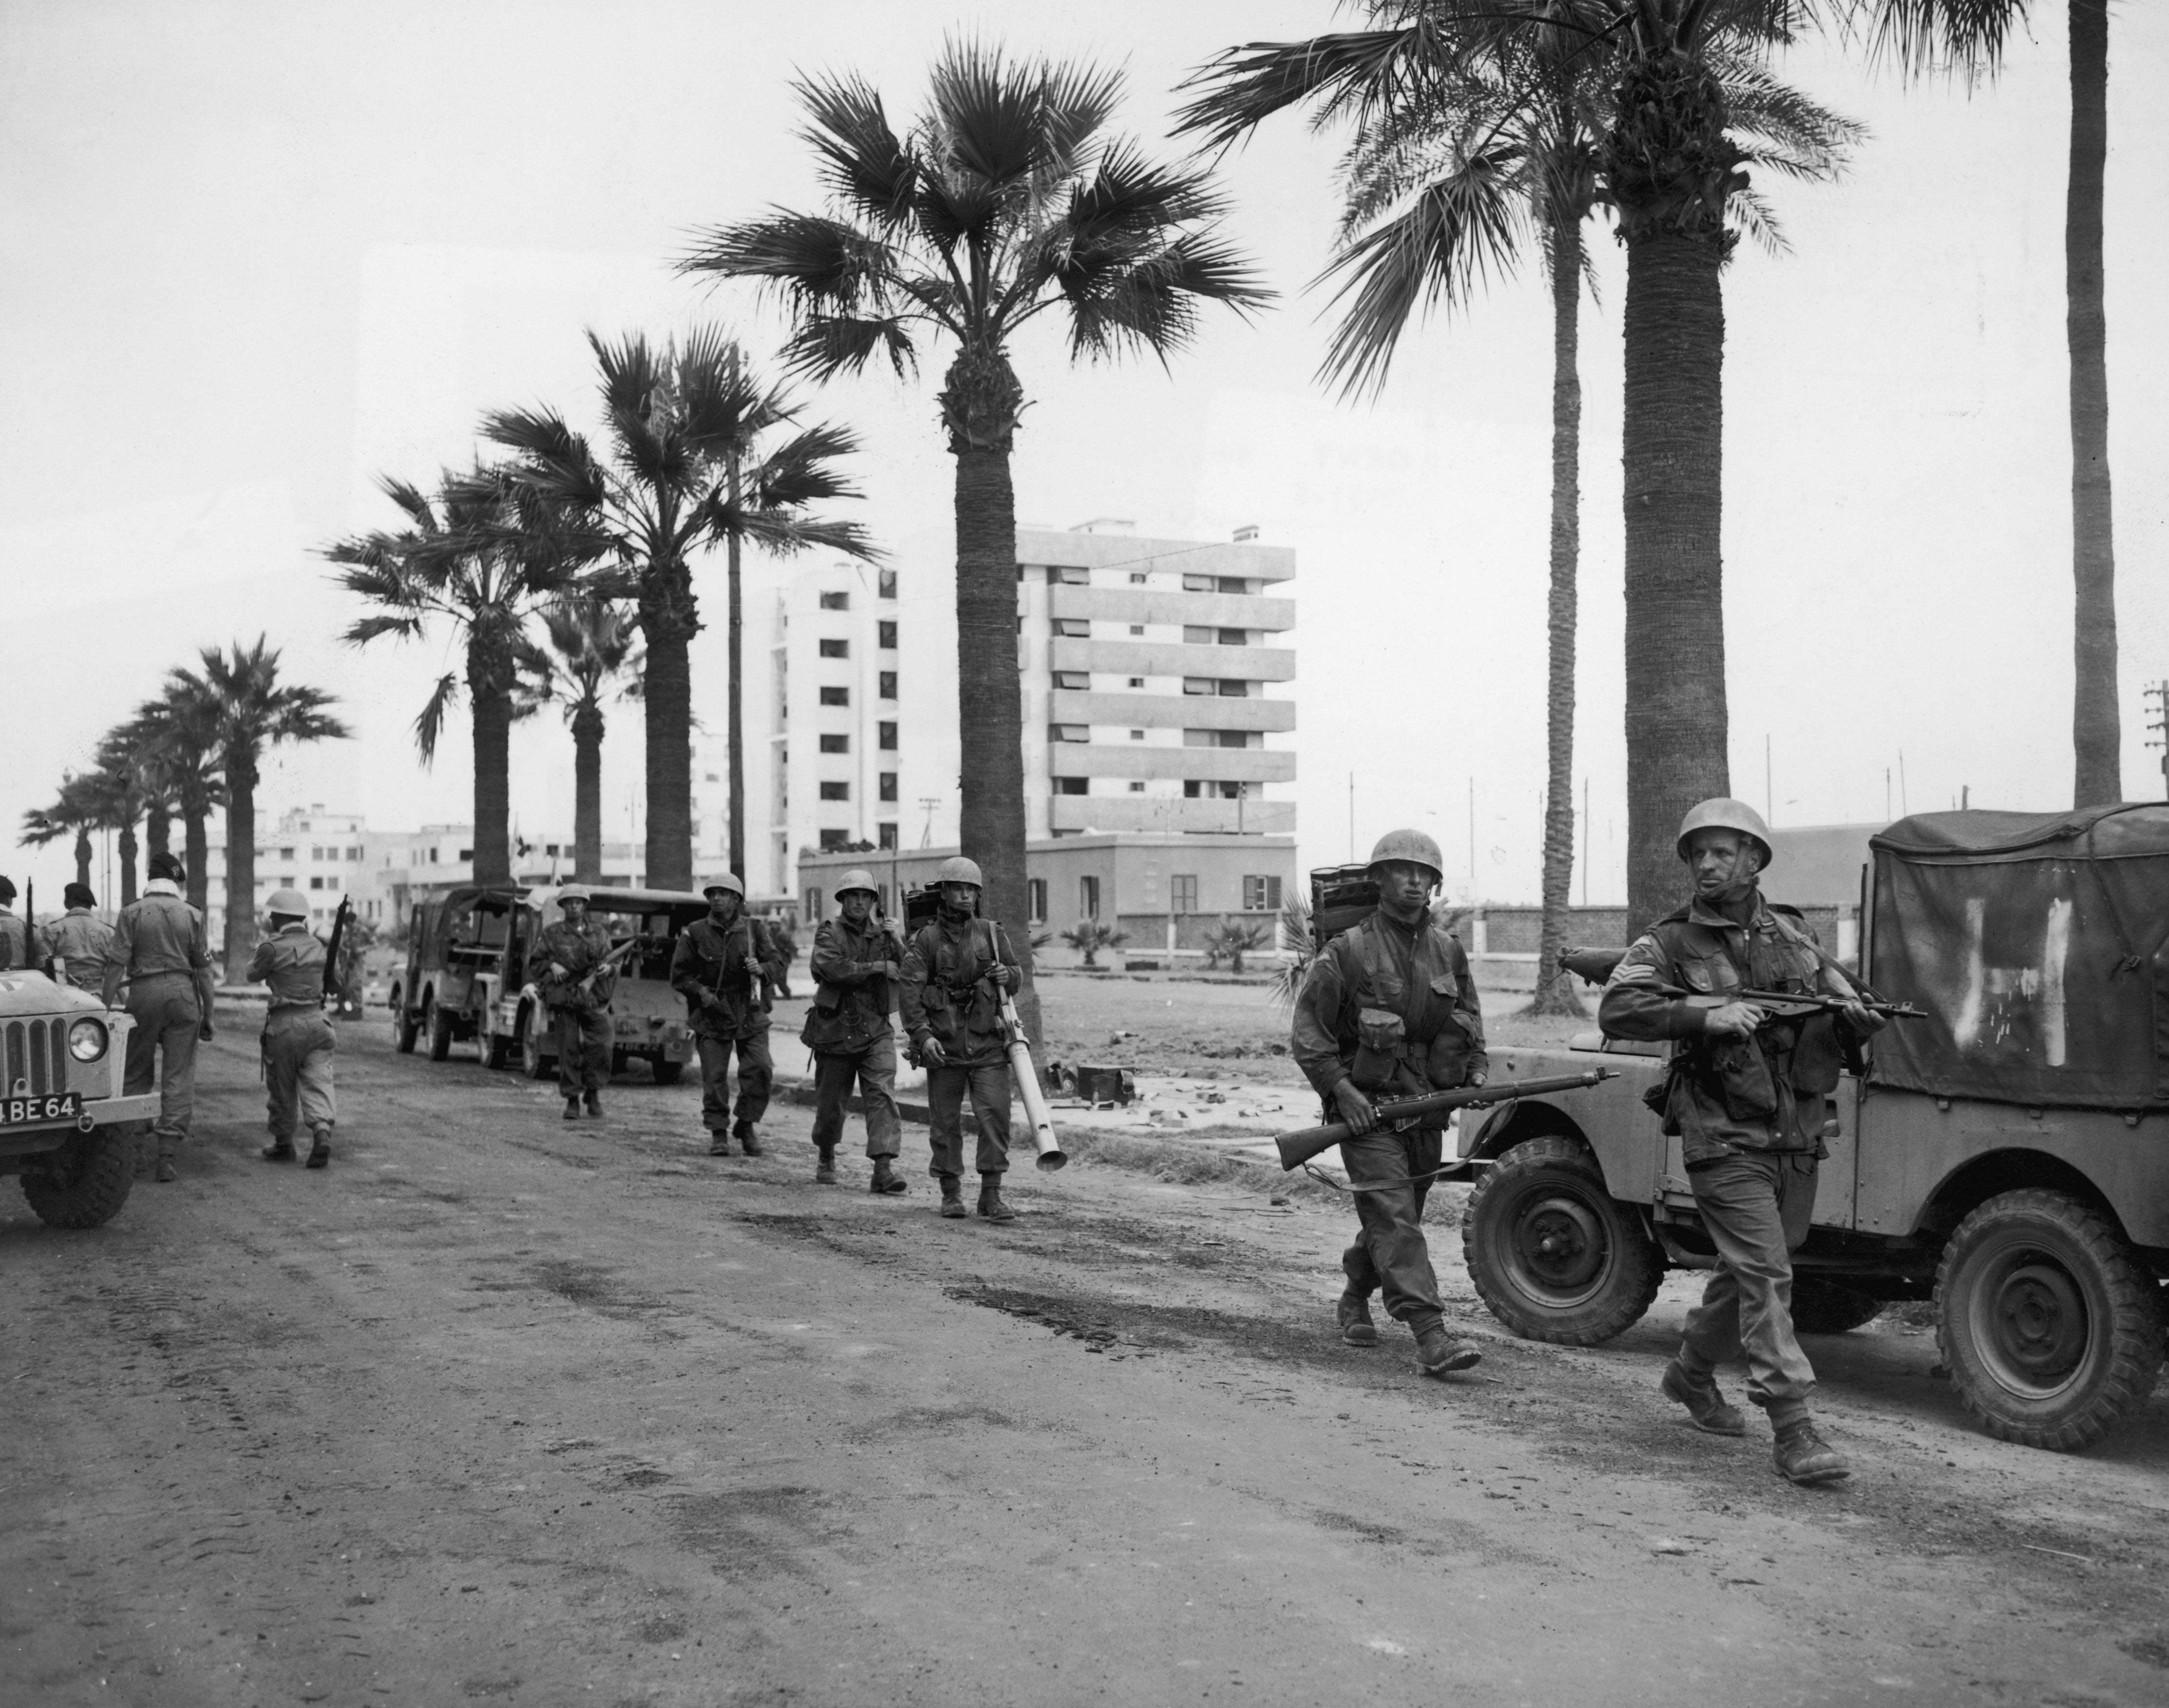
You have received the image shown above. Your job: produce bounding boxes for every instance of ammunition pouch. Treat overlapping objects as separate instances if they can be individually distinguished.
[1349,1008,1406,1093]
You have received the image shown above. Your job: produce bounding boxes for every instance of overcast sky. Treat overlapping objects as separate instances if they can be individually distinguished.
[3,0,2164,906]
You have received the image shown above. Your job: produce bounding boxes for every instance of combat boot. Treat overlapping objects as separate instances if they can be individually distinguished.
[305,1129,332,1170]
[707,1132,731,1157]
[1661,1359,1747,1436]
[1412,1323,1482,1377]
[938,1174,967,1219]
[977,1174,1016,1223]
[734,1122,764,1157]
[1336,1291,1379,1347]
[869,1158,907,1195]
[1772,1418,1850,1486]
[153,1136,179,1184]
[584,1090,603,1118]
[814,1145,839,1185]
[262,1139,298,1163]
[563,1096,581,1121]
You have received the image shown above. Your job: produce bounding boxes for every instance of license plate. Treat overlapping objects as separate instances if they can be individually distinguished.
[2,1092,81,1127]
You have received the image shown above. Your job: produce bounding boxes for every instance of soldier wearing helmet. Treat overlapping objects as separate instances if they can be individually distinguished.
[669,872,787,1156]
[1599,797,1884,1487]
[898,854,1023,1221]
[1291,830,1487,1377]
[802,869,907,1193]
[537,885,616,1121]
[247,888,337,1168]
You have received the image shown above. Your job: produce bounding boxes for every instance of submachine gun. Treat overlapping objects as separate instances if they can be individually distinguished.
[1556,945,1924,1025]
[1274,1068,1620,1172]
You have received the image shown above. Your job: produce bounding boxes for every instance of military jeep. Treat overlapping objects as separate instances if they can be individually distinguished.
[1446,805,2169,1453]
[0,967,159,1227]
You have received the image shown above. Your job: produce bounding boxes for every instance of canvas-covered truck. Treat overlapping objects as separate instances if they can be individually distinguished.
[389,885,525,1065]
[503,885,707,1085]
[1440,805,2169,1453]
[0,967,158,1227]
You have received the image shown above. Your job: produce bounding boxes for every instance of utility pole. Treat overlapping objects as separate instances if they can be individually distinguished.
[917,797,940,849]
[2146,682,2169,800]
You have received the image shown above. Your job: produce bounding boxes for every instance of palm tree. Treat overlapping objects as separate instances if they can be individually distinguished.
[484,331,873,891]
[327,467,586,885]
[78,738,160,906]
[681,42,1270,1039]
[518,594,642,883]
[169,638,349,977]
[1183,0,1857,978]
[126,684,228,917]
[20,776,101,893]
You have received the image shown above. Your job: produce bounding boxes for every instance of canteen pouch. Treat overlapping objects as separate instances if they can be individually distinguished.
[1349,1007,1406,1093]
[1424,1021,1474,1089]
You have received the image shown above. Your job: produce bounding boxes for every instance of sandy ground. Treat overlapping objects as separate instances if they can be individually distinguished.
[4,992,2167,1708]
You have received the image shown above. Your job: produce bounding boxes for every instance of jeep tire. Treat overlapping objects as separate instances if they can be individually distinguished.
[392,985,419,1054]
[425,994,453,1063]
[484,1026,513,1071]
[1462,1135,1662,1346]
[1936,1188,2164,1452]
[1790,1277,1885,1336]
[21,1126,137,1229]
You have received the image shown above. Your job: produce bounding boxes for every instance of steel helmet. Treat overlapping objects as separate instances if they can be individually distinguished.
[701,873,745,899]
[934,856,983,888]
[265,888,311,919]
[1366,828,1444,883]
[1675,798,1774,868]
[833,868,879,900]
[555,884,592,907]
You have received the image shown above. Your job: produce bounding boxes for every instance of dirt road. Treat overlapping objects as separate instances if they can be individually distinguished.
[4,1010,2166,1707]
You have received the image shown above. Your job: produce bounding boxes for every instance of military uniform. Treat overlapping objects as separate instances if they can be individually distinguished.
[1292,907,1487,1335]
[669,913,780,1147]
[1600,886,1861,1414]
[0,906,33,971]
[247,923,336,1161]
[803,911,904,1174]
[43,907,116,994]
[898,913,1021,1181]
[101,878,215,1179]
[537,915,615,1099]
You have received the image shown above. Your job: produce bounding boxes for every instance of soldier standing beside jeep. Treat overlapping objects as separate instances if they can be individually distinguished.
[43,883,115,992]
[1292,829,1487,1378]
[803,869,907,1193]
[1600,798,1884,1487]
[537,887,614,1121]
[671,874,781,1157]
[101,852,215,1183]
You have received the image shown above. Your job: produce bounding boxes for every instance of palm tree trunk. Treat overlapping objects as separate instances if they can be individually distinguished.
[726,455,748,884]
[572,701,605,884]
[1621,223,1730,935]
[145,801,171,864]
[640,567,698,891]
[223,753,259,980]
[118,824,139,907]
[72,830,91,891]
[470,656,514,886]
[2068,0,2119,807]
[183,806,210,916]
[1530,218,1586,1015]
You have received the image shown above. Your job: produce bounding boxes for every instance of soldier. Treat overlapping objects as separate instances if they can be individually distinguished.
[101,851,215,1183]
[0,875,31,969]
[42,883,115,993]
[1291,830,1488,1377]
[248,889,337,1168]
[802,869,907,1192]
[1599,798,1885,1487]
[536,886,614,1121]
[670,874,781,1157]
[898,856,1022,1222]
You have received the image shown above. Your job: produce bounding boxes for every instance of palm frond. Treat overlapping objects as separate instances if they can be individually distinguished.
[1712,52,1867,179]
[412,672,459,766]
[781,315,920,382]
[1844,0,2024,83]
[797,71,919,225]
[1177,29,1440,150]
[925,38,1054,189]
[1063,231,1274,363]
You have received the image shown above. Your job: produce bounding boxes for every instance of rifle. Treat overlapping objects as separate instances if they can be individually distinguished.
[322,894,352,1010]
[998,987,1066,1172]
[1635,982,1923,1024]
[575,935,644,1002]
[1276,1068,1620,1172]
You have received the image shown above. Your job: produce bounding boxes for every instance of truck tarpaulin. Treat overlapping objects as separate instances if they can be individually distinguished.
[1867,804,2169,1110]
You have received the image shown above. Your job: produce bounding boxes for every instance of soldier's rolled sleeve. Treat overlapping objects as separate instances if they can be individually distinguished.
[1290,946,1351,1098]
[897,937,934,1043]
[1597,936,1707,1041]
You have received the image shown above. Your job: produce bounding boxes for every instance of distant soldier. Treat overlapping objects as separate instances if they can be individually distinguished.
[802,869,907,1193]
[42,884,114,992]
[1599,798,1884,1487]
[670,874,782,1157]
[536,886,615,1121]
[0,875,31,970]
[1291,830,1488,1378]
[248,888,337,1168]
[101,851,215,1183]
[898,857,1022,1222]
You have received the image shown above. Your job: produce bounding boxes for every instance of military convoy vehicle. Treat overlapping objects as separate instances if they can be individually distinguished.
[389,884,706,1083]
[1441,805,2169,1453]
[0,965,158,1227]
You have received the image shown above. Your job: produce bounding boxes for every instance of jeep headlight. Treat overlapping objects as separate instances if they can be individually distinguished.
[68,1018,108,1063]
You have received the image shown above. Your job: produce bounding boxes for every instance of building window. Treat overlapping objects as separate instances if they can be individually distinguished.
[1127,781,1146,792]
[1171,874,1197,913]
[1129,729,1144,740]
[820,686,850,706]
[1052,618,1090,639]
[1217,628,1248,646]
[428,848,439,863]
[280,847,296,860]
[1216,730,1251,748]
[819,638,849,658]
[546,843,560,857]
[346,846,361,861]
[806,886,826,920]
[819,781,850,801]
[878,721,897,750]
[819,591,849,610]
[1054,776,1088,795]
[1054,671,1089,691]
[1218,577,1250,595]
[1128,571,1147,584]
[878,671,897,700]
[1015,563,1028,581]
[459,848,473,861]
[1027,878,1047,921]
[1127,676,1144,688]
[309,876,324,890]
[879,772,897,803]
[819,733,849,754]
[1244,875,1283,911]
[878,569,897,599]
[1049,724,1089,743]
[878,620,897,650]
[1050,565,1087,584]
[1182,573,1215,592]
[818,829,851,852]
[878,822,898,849]
[1183,625,1213,644]
[1183,678,1212,696]
[1079,875,1100,919]
[1128,624,1145,636]
[1217,680,1249,697]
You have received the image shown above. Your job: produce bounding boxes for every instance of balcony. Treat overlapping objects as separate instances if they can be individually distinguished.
[1049,690,1295,732]
[1049,586,1295,632]
[1049,638,1296,681]
[1017,528,1296,585]
[1053,745,1295,783]
[1047,795,1297,834]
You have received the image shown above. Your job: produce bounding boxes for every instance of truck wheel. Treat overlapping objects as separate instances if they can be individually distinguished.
[426,994,453,1063]
[650,1057,685,1086]
[521,1007,552,1082]
[1791,1278,1885,1335]
[392,985,418,1054]
[1462,1135,1661,1346]
[1936,1188,2164,1452]
[20,1127,137,1229]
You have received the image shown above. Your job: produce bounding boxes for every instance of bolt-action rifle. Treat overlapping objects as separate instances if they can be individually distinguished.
[322,894,353,1009]
[1276,1068,1620,1172]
